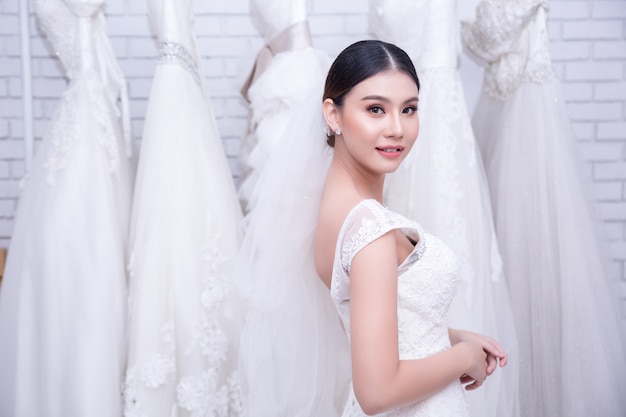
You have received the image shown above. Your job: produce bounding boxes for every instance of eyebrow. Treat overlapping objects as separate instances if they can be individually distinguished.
[361,95,419,103]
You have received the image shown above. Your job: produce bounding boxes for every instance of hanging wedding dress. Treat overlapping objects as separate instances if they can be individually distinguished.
[0,0,133,415]
[369,2,519,416]
[237,0,330,213]
[122,1,244,416]
[463,1,626,416]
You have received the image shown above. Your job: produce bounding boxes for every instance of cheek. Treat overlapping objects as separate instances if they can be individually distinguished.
[404,119,420,150]
[344,114,380,141]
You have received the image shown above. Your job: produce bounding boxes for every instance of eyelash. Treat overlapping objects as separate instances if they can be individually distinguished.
[367,105,418,114]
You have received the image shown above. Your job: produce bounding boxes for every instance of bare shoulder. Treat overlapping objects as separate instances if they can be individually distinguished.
[314,187,364,287]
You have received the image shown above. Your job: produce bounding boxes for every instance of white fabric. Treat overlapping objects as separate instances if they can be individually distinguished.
[122,0,244,416]
[369,2,520,416]
[249,0,307,43]
[464,2,626,416]
[0,0,133,416]
[238,0,330,214]
[235,82,352,417]
[332,199,470,417]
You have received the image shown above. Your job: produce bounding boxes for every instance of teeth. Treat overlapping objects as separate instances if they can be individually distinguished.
[381,148,400,153]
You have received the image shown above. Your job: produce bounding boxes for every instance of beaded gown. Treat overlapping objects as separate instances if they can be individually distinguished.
[463,1,626,416]
[369,1,520,416]
[122,0,243,415]
[0,0,133,415]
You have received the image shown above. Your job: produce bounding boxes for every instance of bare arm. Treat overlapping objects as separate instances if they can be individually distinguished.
[349,231,489,415]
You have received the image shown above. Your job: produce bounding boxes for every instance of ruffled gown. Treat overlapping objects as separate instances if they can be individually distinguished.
[238,0,330,213]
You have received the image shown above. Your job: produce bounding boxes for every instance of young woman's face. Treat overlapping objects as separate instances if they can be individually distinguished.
[329,69,419,175]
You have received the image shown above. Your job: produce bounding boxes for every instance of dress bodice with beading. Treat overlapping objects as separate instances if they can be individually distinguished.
[331,199,470,417]
[461,0,554,100]
[149,0,203,87]
[369,0,459,70]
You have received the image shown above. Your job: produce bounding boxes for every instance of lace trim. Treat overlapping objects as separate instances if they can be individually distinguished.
[123,211,242,417]
[43,73,121,184]
[159,41,201,86]
[340,200,423,271]
[43,86,80,184]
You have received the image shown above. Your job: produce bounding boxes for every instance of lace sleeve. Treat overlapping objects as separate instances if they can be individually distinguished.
[332,199,417,302]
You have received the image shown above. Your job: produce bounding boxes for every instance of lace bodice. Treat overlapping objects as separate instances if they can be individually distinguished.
[331,200,470,417]
[34,0,132,181]
[461,0,554,100]
[369,0,459,70]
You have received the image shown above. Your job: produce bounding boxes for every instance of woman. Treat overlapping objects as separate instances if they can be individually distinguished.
[237,40,507,417]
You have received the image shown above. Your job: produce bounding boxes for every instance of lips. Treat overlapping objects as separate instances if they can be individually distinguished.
[375,146,405,153]
[375,145,405,159]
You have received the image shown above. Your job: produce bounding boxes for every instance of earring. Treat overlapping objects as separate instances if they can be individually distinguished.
[324,126,332,137]
[335,128,341,136]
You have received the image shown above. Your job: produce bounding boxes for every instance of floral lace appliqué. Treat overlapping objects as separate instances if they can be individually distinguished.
[123,211,242,417]
[462,0,554,100]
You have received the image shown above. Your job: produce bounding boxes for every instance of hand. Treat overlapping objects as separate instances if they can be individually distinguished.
[450,328,507,391]
[457,341,488,391]
[449,328,508,373]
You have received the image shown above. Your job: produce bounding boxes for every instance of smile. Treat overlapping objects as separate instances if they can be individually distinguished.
[375,146,405,158]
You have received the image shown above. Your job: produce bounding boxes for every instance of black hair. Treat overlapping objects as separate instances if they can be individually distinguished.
[323,40,420,146]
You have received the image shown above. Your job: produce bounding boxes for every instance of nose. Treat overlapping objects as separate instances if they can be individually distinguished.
[385,112,404,139]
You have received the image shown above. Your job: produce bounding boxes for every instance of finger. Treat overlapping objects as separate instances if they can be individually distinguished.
[499,352,508,367]
[483,337,507,361]
[486,354,498,375]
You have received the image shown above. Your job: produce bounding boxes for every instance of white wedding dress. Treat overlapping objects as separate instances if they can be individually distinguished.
[238,0,330,213]
[463,1,626,416]
[122,0,243,416]
[0,0,133,416]
[333,199,470,417]
[369,2,519,416]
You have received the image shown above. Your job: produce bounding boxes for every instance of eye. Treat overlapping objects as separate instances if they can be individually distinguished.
[402,105,418,114]
[367,105,384,114]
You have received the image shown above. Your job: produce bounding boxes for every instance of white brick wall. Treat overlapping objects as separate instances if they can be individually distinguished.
[1,0,625,311]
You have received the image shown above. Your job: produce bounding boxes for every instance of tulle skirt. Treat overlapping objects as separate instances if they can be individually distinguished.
[238,46,330,213]
[123,62,244,417]
[0,71,133,417]
[385,67,520,417]
[473,78,626,417]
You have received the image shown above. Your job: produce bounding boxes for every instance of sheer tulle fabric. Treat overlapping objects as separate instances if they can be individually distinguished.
[0,1,132,416]
[123,1,244,416]
[238,0,330,213]
[235,83,351,417]
[465,2,626,415]
[473,79,626,417]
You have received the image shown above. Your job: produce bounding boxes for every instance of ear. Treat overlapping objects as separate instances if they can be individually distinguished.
[322,98,341,132]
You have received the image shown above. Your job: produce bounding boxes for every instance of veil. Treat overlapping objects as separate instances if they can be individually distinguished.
[235,80,351,416]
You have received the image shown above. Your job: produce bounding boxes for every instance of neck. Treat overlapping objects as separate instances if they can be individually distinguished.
[331,150,385,203]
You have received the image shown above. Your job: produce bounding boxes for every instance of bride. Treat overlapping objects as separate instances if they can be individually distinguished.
[236,39,506,417]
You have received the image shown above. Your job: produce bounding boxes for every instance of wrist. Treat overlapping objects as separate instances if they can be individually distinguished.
[448,327,461,345]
